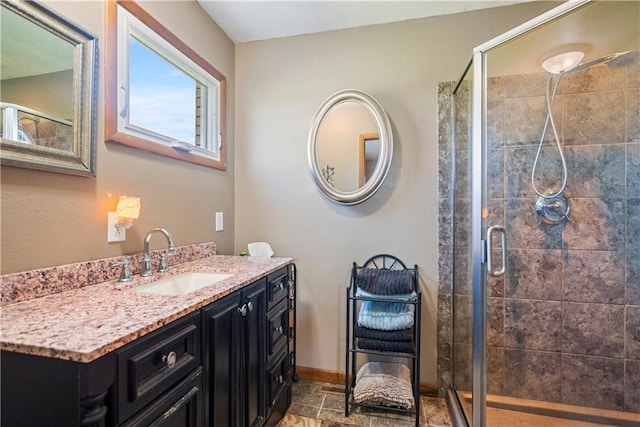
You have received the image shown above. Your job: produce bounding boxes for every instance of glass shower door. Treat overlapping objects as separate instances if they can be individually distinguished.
[451,59,477,425]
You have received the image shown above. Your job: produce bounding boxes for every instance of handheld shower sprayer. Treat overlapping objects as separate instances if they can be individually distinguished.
[532,49,640,225]
[532,51,583,224]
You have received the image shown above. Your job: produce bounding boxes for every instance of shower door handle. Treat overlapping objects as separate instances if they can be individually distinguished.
[486,225,506,277]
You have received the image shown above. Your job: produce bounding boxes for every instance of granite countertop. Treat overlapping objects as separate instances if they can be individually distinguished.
[0,255,292,363]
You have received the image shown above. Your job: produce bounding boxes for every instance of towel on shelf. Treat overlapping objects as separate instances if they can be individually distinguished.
[353,362,415,410]
[356,268,414,295]
[357,300,414,331]
[356,287,416,301]
[356,338,414,354]
[354,325,413,342]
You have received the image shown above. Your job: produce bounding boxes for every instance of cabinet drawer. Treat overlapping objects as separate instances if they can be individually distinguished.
[267,267,288,310]
[121,366,203,427]
[266,350,289,408]
[267,298,288,359]
[117,312,201,424]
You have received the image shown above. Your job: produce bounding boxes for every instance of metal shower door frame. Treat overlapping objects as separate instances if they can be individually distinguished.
[468,1,591,426]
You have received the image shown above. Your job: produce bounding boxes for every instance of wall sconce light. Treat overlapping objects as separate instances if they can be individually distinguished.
[107,196,141,243]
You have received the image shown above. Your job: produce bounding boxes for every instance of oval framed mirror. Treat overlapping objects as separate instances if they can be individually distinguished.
[307,90,393,205]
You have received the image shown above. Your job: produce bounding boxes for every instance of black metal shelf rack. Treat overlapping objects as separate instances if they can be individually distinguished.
[344,254,421,427]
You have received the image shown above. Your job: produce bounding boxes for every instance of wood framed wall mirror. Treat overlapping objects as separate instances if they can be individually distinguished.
[105,0,227,170]
[307,90,392,205]
[0,0,97,176]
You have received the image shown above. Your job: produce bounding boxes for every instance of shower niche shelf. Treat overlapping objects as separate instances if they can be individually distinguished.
[344,254,421,427]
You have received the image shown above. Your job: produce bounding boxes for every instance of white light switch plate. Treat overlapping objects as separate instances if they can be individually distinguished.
[215,212,223,231]
[107,212,126,242]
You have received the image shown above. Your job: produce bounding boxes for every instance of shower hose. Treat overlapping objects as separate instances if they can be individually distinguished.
[531,72,569,199]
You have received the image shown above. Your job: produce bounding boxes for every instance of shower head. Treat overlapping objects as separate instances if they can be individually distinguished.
[541,51,584,74]
[570,50,640,72]
[607,50,640,68]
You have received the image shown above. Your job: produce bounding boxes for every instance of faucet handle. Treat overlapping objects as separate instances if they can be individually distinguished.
[159,250,176,273]
[139,254,153,277]
[111,258,132,282]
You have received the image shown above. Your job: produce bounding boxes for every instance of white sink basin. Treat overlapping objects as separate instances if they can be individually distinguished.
[130,271,234,295]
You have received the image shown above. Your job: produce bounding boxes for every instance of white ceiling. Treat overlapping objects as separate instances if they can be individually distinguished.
[197,1,527,44]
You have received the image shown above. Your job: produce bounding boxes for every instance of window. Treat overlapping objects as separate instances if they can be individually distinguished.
[106,0,226,170]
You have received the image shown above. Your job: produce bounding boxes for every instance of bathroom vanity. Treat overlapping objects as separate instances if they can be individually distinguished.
[0,254,295,427]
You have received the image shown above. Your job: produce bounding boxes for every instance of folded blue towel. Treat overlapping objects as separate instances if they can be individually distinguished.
[357,300,414,331]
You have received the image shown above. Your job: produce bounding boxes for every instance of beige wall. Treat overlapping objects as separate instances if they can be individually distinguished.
[234,2,557,384]
[0,1,236,274]
[2,70,73,120]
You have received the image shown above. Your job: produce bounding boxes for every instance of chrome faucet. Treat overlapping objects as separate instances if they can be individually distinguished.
[141,227,176,277]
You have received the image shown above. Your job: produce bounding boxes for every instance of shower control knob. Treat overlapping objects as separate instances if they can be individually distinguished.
[535,193,572,225]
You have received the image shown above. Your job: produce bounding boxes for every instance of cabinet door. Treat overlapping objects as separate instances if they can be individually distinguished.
[241,279,267,427]
[203,291,242,426]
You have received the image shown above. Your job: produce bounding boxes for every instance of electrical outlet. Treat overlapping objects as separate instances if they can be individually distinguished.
[107,212,126,242]
[215,212,223,231]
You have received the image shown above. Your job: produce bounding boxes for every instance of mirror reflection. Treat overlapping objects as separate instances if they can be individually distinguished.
[0,0,97,176]
[317,101,378,192]
[359,133,379,187]
[1,5,74,151]
[307,90,393,205]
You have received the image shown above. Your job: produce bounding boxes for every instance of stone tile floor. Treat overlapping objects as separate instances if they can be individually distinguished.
[278,380,452,427]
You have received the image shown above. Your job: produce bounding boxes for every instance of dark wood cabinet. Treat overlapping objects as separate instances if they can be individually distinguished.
[264,266,294,426]
[1,263,295,427]
[202,279,266,427]
[1,350,115,427]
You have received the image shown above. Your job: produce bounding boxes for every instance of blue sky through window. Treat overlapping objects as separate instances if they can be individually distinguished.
[129,36,196,144]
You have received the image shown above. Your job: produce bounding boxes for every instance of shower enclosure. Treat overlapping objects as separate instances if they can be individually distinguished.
[438,1,640,426]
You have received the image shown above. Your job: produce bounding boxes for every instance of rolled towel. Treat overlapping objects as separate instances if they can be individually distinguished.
[357,338,414,354]
[353,362,415,410]
[354,325,413,342]
[357,300,414,331]
[356,268,414,295]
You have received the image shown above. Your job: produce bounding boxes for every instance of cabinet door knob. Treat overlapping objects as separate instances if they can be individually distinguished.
[238,304,248,317]
[274,326,284,335]
[247,301,253,312]
[162,351,177,369]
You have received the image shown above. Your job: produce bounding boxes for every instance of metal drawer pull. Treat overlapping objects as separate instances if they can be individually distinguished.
[162,351,177,369]
[486,225,507,277]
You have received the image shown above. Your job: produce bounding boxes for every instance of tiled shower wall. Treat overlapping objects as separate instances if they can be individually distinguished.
[437,61,640,413]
